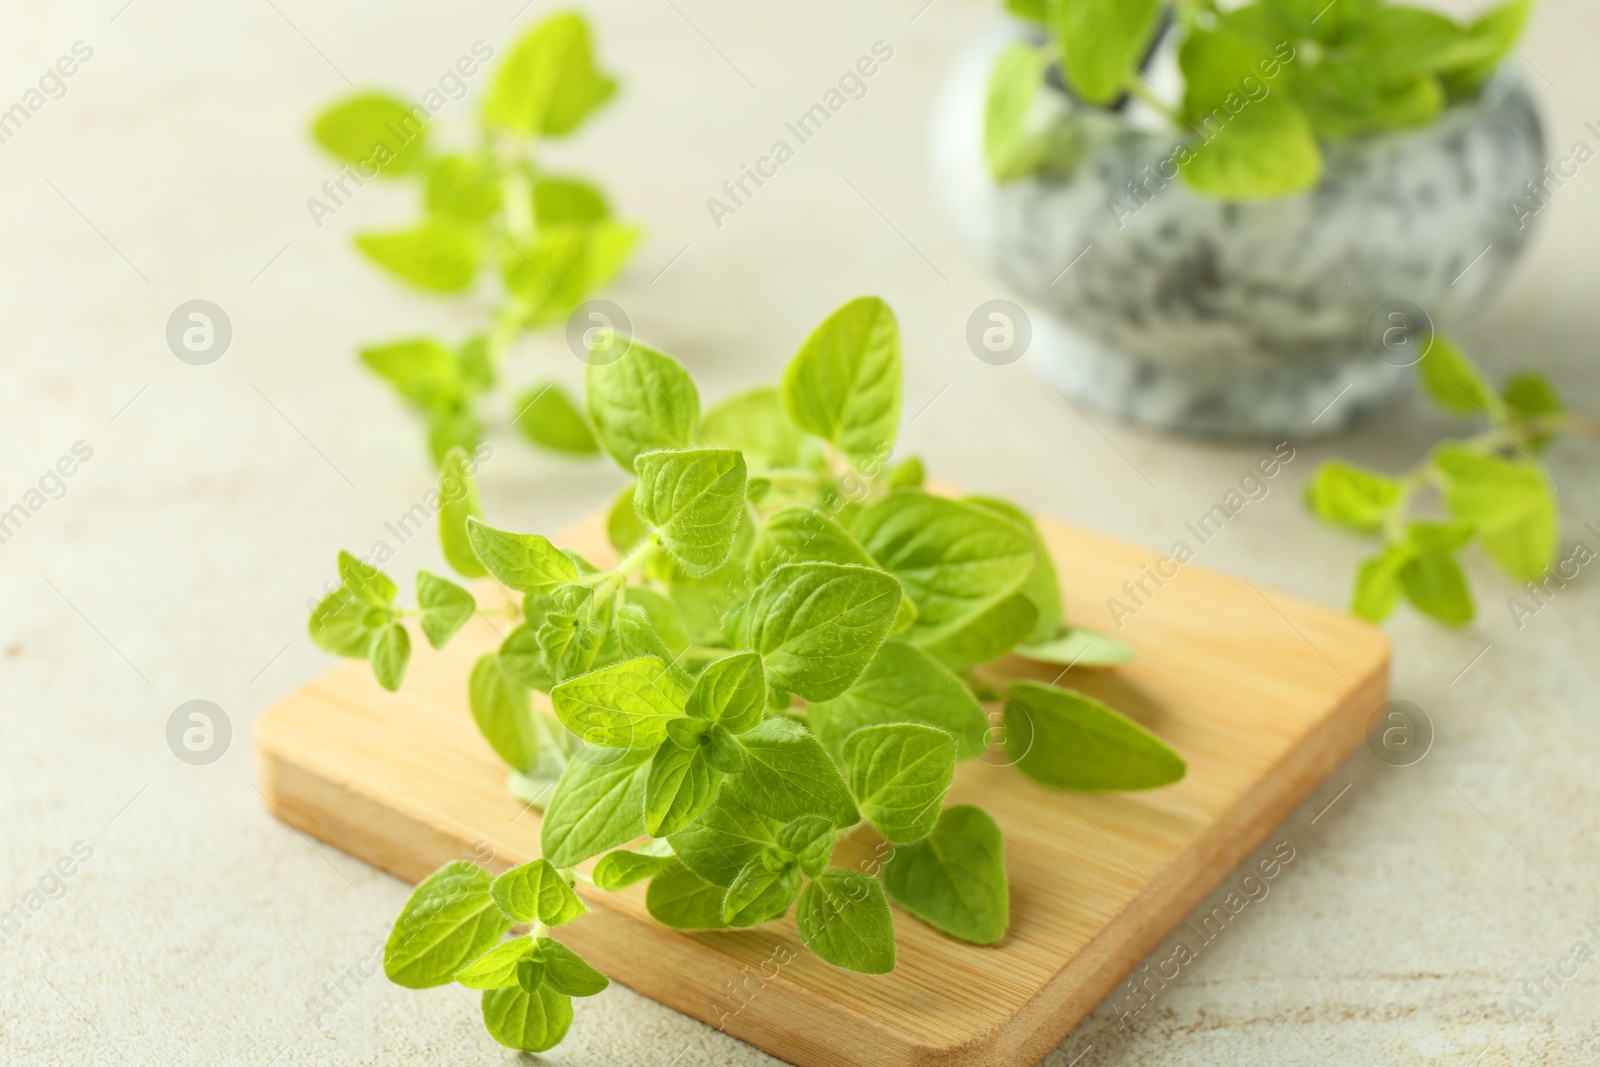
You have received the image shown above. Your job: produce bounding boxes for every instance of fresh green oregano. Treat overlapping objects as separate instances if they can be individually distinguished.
[311,12,637,466]
[310,296,1187,1052]
[992,0,1534,197]
[1306,336,1597,627]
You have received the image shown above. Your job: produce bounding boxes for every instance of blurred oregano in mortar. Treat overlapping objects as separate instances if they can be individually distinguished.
[308,296,1185,1052]
[1307,338,1599,626]
[989,0,1534,196]
[310,11,637,465]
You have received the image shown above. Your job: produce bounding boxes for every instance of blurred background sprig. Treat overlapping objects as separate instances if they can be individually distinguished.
[1306,338,1598,626]
[310,10,637,466]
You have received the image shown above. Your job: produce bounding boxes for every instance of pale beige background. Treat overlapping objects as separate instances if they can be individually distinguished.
[1,1,1597,1064]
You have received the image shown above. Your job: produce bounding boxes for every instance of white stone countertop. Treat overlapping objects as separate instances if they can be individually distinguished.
[1,1,1597,1064]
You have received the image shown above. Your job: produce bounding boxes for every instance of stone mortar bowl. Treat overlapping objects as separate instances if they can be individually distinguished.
[932,26,1546,439]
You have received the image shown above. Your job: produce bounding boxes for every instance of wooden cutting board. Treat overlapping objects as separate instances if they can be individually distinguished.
[255,503,1388,1067]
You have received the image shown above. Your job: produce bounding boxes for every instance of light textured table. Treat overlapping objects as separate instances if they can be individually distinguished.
[2,2,1597,1065]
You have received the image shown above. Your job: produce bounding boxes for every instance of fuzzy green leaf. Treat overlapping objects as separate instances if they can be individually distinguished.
[795,869,896,974]
[483,12,617,137]
[633,448,748,576]
[1398,549,1474,626]
[700,385,804,469]
[514,382,600,455]
[490,859,587,926]
[1434,443,1556,581]
[592,842,677,891]
[540,747,653,868]
[777,816,836,879]
[722,855,802,927]
[384,862,509,989]
[882,805,1008,945]
[727,716,859,829]
[534,936,609,997]
[551,657,687,749]
[645,862,730,930]
[645,742,723,837]
[808,637,990,763]
[1016,625,1135,668]
[533,175,610,228]
[685,651,767,734]
[466,518,580,595]
[369,623,410,691]
[481,984,572,1052]
[454,936,534,990]
[312,92,426,174]
[1004,682,1185,791]
[855,490,1037,644]
[1048,0,1163,105]
[416,570,475,650]
[355,221,481,292]
[734,562,902,702]
[1420,336,1503,418]
[1306,461,1405,534]
[585,341,700,473]
[843,723,956,844]
[668,793,784,887]
[781,296,901,467]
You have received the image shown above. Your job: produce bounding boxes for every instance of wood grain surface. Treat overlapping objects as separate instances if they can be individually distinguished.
[255,504,1389,1067]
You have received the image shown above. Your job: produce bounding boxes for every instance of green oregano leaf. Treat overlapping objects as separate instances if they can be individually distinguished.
[854,490,1037,645]
[466,517,580,595]
[416,570,475,649]
[312,92,427,174]
[1048,0,1164,105]
[540,747,652,868]
[592,841,676,891]
[781,296,902,467]
[480,984,573,1052]
[384,862,509,989]
[438,446,487,579]
[881,804,1008,945]
[369,622,411,692]
[469,653,539,773]
[684,651,766,734]
[454,936,534,990]
[644,741,722,837]
[700,385,804,469]
[1419,336,1503,418]
[355,220,482,292]
[483,12,617,137]
[585,341,700,472]
[1015,626,1135,668]
[1433,443,1556,581]
[533,936,609,997]
[1305,461,1404,534]
[733,562,902,702]
[668,792,784,888]
[514,381,600,455]
[776,815,835,879]
[645,861,730,930]
[550,656,688,749]
[795,869,896,975]
[726,716,859,829]
[1004,682,1185,791]
[721,855,802,927]
[842,723,956,844]
[339,550,397,607]
[633,447,748,576]
[808,637,990,763]
[489,859,587,926]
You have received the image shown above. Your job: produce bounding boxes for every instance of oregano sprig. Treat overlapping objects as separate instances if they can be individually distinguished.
[308,295,1188,1053]
[1305,336,1598,626]
[991,0,1534,197]
[310,11,638,466]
